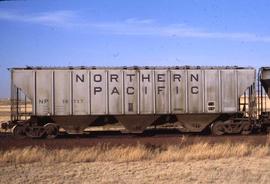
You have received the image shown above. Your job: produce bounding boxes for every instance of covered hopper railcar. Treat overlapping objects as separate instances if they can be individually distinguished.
[4,66,260,138]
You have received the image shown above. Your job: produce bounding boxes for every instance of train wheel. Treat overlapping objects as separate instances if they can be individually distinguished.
[211,121,225,136]
[12,125,26,139]
[25,126,45,138]
[241,121,252,135]
[44,123,59,139]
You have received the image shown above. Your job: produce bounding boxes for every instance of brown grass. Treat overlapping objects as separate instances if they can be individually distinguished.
[1,140,270,164]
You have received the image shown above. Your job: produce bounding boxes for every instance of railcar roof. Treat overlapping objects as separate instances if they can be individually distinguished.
[9,66,255,70]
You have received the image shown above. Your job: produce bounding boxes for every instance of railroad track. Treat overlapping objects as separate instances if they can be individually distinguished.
[0,130,268,150]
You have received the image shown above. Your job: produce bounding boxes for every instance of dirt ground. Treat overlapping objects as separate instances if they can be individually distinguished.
[0,157,269,184]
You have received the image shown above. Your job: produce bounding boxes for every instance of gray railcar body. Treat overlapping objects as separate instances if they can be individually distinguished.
[8,66,257,136]
[12,67,255,115]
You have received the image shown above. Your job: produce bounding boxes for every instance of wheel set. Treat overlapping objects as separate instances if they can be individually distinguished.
[211,120,252,136]
[12,123,59,139]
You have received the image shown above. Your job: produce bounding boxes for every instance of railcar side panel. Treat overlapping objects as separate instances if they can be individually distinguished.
[36,70,53,115]
[72,70,89,115]
[108,70,123,114]
[124,70,138,114]
[170,70,186,113]
[139,70,154,114]
[204,70,219,113]
[13,70,34,99]
[188,70,203,113]
[221,69,237,112]
[237,70,256,96]
[90,70,107,114]
[54,70,71,115]
[155,70,169,114]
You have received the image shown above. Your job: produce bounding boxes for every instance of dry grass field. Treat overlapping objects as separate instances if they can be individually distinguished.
[1,157,270,184]
[1,141,270,183]
[1,141,270,164]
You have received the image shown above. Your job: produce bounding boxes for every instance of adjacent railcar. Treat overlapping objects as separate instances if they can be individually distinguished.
[258,67,270,130]
[6,66,257,138]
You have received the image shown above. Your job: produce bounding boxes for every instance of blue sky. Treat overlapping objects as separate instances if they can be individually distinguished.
[0,0,270,98]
